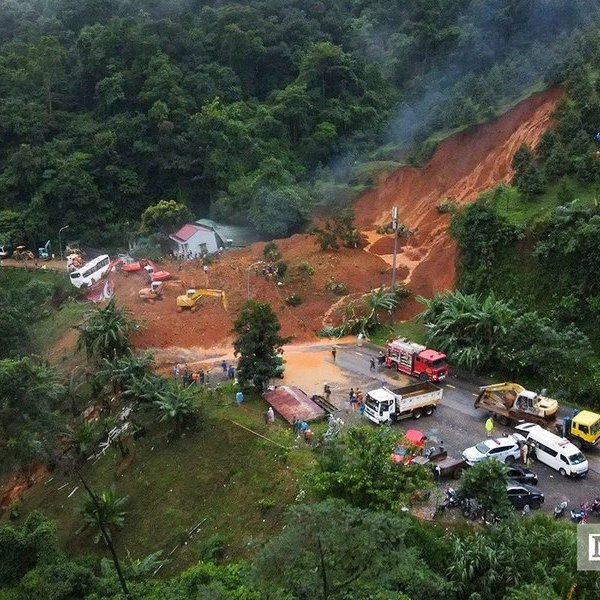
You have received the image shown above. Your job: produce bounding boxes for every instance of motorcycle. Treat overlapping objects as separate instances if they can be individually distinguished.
[433,488,460,516]
[554,500,568,519]
[570,504,589,524]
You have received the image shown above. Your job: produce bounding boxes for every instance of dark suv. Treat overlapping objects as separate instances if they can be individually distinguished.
[505,465,538,485]
[506,481,544,510]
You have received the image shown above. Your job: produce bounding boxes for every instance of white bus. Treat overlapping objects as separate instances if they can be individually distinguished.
[69,254,111,288]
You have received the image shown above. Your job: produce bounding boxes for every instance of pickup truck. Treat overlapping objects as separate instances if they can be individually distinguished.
[364,381,443,425]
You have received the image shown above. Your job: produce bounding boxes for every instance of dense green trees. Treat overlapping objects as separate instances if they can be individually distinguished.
[418,290,590,392]
[0,357,64,473]
[311,425,431,511]
[0,0,595,246]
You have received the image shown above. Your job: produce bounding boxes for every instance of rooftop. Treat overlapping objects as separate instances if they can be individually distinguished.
[171,223,210,242]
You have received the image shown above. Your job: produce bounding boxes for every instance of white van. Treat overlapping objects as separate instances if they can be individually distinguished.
[515,423,588,478]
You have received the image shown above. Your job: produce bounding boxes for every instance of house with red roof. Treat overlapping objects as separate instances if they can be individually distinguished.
[169,222,224,257]
[169,219,263,257]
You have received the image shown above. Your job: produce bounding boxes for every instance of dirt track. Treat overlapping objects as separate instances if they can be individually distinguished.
[114,87,563,351]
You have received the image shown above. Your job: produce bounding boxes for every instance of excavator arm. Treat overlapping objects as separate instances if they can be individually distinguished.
[176,288,228,311]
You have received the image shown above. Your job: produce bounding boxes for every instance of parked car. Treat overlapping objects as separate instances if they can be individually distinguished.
[462,434,525,466]
[506,480,544,510]
[505,465,538,485]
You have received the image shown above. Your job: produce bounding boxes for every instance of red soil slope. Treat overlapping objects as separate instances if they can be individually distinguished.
[114,88,562,351]
[355,87,564,316]
[119,235,392,350]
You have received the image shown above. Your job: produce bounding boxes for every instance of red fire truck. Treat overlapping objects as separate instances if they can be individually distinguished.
[385,338,448,382]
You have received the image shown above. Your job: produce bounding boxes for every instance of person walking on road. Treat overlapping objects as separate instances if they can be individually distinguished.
[485,417,494,437]
[331,346,337,362]
[369,357,376,372]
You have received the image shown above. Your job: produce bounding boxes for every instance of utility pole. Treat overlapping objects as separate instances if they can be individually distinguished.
[58,224,69,260]
[390,207,399,291]
[390,207,399,326]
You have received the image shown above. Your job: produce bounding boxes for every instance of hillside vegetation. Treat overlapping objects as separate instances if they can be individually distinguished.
[419,59,600,406]
[0,0,598,247]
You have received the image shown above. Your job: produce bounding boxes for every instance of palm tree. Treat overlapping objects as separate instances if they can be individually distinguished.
[77,299,136,362]
[154,383,199,436]
[79,479,130,597]
[63,367,87,417]
[338,286,406,336]
[65,420,98,464]
[123,372,165,404]
[98,352,155,395]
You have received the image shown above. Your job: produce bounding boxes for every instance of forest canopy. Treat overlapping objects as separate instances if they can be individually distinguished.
[0,0,599,245]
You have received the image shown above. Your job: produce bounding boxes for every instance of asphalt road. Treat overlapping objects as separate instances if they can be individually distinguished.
[327,342,600,516]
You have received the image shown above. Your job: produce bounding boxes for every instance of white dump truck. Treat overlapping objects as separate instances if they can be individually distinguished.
[364,381,443,425]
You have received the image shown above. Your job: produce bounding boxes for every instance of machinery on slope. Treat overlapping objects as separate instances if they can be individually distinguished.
[176,288,228,312]
[38,240,51,260]
[138,281,163,303]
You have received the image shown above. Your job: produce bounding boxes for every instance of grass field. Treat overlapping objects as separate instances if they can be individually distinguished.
[0,267,86,359]
[370,320,427,347]
[32,299,88,357]
[11,387,315,575]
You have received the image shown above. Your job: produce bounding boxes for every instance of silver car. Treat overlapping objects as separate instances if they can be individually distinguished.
[462,434,526,466]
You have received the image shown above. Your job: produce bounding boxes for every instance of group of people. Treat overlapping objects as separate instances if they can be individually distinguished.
[345,387,365,415]
[292,416,312,440]
[221,360,236,380]
[173,363,207,386]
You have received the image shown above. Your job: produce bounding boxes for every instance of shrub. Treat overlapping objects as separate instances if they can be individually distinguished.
[325,278,348,295]
[297,261,315,277]
[263,241,281,262]
[285,294,302,306]
[275,261,288,278]
[201,533,228,563]
[436,198,459,214]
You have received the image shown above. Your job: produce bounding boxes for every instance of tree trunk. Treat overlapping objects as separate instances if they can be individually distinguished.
[317,536,329,600]
[78,473,130,598]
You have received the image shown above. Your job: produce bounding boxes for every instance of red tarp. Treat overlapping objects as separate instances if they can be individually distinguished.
[263,385,326,424]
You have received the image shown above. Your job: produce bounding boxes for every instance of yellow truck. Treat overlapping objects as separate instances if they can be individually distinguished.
[474,382,600,448]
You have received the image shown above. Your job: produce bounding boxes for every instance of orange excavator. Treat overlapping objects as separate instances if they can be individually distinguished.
[138,281,164,303]
[176,288,228,312]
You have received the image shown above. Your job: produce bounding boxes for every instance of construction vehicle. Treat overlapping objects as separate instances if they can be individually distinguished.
[474,383,558,427]
[385,338,448,382]
[176,288,228,312]
[13,246,34,261]
[138,281,163,303]
[38,240,51,260]
[364,381,443,425]
[476,382,600,448]
[560,410,600,448]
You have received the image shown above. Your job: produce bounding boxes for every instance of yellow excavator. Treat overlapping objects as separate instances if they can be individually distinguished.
[176,288,228,312]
